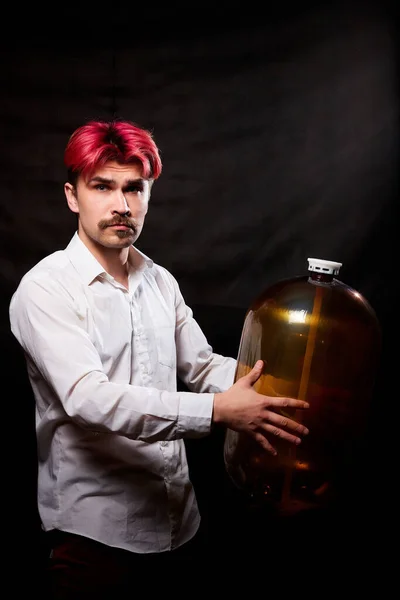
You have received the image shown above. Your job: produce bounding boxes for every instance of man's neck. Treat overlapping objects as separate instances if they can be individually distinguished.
[98,249,130,289]
[78,232,131,289]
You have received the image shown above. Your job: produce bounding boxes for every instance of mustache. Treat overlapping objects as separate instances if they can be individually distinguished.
[99,216,137,231]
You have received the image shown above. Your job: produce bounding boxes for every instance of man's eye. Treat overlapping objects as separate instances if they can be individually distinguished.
[95,184,108,191]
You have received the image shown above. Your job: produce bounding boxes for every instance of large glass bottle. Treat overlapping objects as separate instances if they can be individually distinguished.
[223,258,381,516]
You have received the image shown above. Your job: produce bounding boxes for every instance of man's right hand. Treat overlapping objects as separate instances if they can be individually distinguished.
[213,360,309,456]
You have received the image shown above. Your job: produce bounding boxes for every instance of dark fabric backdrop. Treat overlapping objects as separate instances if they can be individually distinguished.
[1,0,397,577]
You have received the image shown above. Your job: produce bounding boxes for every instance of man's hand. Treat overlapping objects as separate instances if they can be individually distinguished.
[213,360,309,455]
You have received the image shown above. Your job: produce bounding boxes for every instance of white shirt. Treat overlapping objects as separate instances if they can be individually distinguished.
[9,232,236,554]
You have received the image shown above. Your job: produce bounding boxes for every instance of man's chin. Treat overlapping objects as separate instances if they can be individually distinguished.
[115,236,136,248]
[115,230,135,240]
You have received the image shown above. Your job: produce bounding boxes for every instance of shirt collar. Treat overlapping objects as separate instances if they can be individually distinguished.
[65,232,153,286]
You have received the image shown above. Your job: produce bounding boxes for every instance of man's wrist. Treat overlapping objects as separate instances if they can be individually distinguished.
[212,392,224,424]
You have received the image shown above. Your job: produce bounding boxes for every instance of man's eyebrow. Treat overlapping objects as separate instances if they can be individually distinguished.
[88,176,115,184]
[87,176,145,185]
[124,178,145,185]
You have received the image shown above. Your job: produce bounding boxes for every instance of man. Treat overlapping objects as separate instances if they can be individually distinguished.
[9,119,309,594]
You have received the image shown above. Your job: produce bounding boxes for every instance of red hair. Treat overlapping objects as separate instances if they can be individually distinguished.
[64,119,162,184]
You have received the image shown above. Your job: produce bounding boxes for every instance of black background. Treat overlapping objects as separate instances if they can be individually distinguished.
[1,0,398,580]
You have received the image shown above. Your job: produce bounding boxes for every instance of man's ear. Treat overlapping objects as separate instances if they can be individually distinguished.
[64,182,79,214]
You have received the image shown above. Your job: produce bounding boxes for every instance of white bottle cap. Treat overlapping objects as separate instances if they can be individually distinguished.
[307,257,342,275]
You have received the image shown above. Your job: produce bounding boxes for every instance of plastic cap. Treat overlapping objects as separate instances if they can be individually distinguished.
[307,257,342,275]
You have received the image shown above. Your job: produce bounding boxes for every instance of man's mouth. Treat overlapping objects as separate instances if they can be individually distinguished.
[99,219,136,231]
[105,221,135,230]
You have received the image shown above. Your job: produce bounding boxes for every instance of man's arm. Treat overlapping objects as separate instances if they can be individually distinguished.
[167,271,309,455]
[9,275,216,442]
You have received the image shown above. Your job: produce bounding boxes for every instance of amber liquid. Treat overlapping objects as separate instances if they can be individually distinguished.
[224,274,381,515]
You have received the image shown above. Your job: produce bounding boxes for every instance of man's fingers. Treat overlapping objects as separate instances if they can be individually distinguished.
[268,397,310,410]
[264,410,309,436]
[254,422,307,451]
[251,431,277,456]
[263,424,303,445]
[243,360,264,385]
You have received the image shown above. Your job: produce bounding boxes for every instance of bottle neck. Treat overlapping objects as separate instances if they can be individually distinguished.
[309,271,334,283]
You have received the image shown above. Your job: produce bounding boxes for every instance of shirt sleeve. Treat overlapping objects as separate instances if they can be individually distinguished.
[167,271,237,394]
[9,274,224,442]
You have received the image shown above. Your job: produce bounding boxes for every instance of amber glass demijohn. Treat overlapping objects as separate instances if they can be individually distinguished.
[223,258,381,516]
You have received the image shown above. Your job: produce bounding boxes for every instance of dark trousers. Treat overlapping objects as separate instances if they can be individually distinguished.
[44,529,203,598]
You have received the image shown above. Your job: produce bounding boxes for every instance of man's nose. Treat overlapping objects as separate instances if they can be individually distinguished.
[113,192,131,216]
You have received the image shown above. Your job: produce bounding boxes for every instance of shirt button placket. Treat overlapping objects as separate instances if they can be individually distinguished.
[131,296,152,385]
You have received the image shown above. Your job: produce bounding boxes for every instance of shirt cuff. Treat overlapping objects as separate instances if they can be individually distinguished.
[177,392,214,438]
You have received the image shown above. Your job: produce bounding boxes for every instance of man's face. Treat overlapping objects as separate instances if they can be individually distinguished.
[64,161,151,251]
